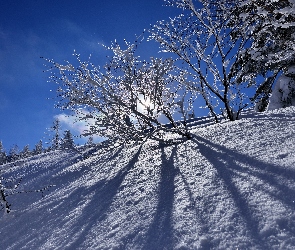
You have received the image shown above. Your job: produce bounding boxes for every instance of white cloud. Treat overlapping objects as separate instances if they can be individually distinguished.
[54,109,103,143]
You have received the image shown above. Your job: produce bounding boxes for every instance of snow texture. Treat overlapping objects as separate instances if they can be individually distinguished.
[1,107,295,249]
[268,73,295,111]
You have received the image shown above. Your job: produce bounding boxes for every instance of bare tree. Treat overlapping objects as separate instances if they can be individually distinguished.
[149,0,258,121]
[44,40,194,143]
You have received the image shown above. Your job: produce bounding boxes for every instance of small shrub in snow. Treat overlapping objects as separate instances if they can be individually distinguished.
[0,170,54,214]
[0,175,22,213]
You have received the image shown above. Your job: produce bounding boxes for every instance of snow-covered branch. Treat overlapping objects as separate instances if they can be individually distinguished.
[149,0,251,121]
[44,41,194,144]
[230,0,295,110]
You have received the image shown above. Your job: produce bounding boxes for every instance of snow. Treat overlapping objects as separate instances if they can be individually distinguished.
[288,66,295,75]
[268,73,295,111]
[1,106,295,249]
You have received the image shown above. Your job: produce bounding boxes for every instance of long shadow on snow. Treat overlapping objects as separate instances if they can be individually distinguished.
[50,146,125,190]
[194,136,295,209]
[80,144,125,166]
[1,145,144,250]
[143,144,178,250]
[0,150,82,213]
[193,135,295,247]
[66,145,143,249]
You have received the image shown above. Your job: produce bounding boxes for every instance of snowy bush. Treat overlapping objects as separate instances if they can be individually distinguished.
[44,41,194,143]
[0,175,22,213]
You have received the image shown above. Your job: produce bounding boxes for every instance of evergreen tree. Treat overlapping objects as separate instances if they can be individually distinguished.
[33,140,43,155]
[8,145,19,163]
[46,119,61,150]
[86,136,94,147]
[0,141,7,165]
[61,130,75,149]
[20,145,31,159]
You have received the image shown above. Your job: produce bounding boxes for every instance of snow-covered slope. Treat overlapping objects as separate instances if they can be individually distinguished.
[1,107,295,249]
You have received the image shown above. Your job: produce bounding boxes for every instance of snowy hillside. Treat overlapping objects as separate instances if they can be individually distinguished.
[1,107,295,249]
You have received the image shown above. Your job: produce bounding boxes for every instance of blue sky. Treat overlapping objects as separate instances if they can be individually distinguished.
[0,0,183,151]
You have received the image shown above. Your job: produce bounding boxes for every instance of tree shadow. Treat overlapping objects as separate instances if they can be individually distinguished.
[51,146,126,189]
[143,144,178,250]
[3,132,295,249]
[66,145,144,249]
[191,135,295,247]
[0,145,143,250]
[81,144,125,165]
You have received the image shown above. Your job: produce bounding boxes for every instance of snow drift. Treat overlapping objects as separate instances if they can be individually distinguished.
[1,107,295,249]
